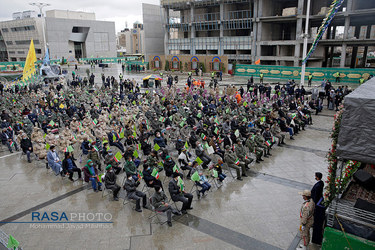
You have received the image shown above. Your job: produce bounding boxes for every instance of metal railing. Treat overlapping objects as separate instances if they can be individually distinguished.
[327,199,375,229]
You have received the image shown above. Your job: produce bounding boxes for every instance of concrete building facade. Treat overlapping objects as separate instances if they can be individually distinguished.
[142,3,165,62]
[161,0,375,68]
[0,10,116,62]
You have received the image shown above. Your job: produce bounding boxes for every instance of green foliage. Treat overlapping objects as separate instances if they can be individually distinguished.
[165,60,169,71]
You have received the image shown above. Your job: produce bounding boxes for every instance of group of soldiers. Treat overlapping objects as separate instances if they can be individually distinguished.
[0,73,313,226]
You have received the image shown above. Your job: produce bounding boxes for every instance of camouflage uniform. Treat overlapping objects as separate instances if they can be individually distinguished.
[234,142,253,166]
[300,198,315,247]
[224,146,247,179]
[245,136,263,162]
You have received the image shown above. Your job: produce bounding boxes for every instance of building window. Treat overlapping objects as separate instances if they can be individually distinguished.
[192,61,198,70]
[10,25,35,32]
[11,58,17,61]
[17,51,25,54]
[213,62,220,71]
[36,49,42,54]
[15,40,39,45]
[19,58,26,61]
[154,61,160,68]
[8,51,15,54]
[6,41,13,45]
[1,28,9,32]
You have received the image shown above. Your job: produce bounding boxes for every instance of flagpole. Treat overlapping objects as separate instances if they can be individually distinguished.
[300,0,311,88]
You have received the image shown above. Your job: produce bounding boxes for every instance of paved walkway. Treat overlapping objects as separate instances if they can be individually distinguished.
[0,105,334,249]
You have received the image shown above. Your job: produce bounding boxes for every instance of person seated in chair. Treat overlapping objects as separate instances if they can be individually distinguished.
[142,163,163,190]
[62,152,82,181]
[82,159,102,192]
[164,155,183,179]
[123,156,138,181]
[124,173,147,212]
[178,148,193,178]
[20,134,33,163]
[191,161,211,198]
[104,165,121,201]
[168,172,193,214]
[47,145,64,176]
[151,185,181,227]
[104,149,121,175]
[81,137,90,155]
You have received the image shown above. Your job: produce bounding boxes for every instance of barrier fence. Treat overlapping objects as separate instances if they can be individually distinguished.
[234,64,375,84]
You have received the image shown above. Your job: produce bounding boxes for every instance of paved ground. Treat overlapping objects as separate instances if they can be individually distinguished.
[0,64,336,249]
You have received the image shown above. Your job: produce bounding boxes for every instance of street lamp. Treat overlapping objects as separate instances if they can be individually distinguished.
[29,3,50,53]
[300,0,311,88]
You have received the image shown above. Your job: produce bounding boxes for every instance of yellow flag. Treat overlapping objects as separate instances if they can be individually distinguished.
[22,39,37,81]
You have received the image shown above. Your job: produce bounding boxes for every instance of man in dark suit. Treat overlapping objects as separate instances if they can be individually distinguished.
[311,172,325,245]
[168,172,193,214]
[311,172,324,204]
[107,130,124,153]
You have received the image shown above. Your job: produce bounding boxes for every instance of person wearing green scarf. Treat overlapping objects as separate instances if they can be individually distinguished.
[82,159,102,192]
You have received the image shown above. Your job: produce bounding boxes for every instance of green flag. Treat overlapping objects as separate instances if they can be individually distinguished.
[226,108,230,113]
[191,171,200,182]
[173,164,180,173]
[7,235,19,249]
[45,143,50,150]
[49,120,55,126]
[214,127,219,135]
[114,152,123,162]
[212,169,218,178]
[179,121,185,127]
[204,142,209,149]
[151,168,160,179]
[184,141,189,149]
[195,157,203,165]
[67,145,74,153]
[169,116,173,121]
[197,113,202,118]
[133,150,139,158]
[154,143,160,151]
[243,101,248,107]
[119,132,125,139]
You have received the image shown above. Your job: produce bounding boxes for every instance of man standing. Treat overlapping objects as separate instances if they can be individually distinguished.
[311,172,325,245]
[259,72,264,84]
[168,172,193,214]
[308,73,313,87]
[298,190,315,250]
[311,172,324,204]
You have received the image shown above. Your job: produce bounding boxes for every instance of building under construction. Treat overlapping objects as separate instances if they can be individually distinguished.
[160,0,375,68]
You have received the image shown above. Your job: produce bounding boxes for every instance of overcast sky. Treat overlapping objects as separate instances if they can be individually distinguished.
[0,0,160,32]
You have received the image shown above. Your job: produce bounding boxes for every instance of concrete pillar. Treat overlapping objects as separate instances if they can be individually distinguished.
[190,5,196,54]
[218,2,224,56]
[256,0,262,60]
[220,2,224,38]
[340,44,347,68]
[340,15,350,67]
[251,0,258,62]
[329,46,334,67]
[350,25,361,68]
[164,7,169,55]
[294,0,304,66]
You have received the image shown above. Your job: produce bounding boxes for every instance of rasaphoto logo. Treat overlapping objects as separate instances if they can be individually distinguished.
[31,212,112,222]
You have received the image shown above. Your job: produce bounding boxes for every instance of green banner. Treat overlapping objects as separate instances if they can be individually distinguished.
[235,64,375,84]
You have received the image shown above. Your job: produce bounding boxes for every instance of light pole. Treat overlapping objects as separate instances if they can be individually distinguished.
[300,0,311,88]
[29,3,50,54]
